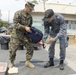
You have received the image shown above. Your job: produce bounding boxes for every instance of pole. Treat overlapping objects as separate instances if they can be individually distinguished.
[42,0,48,11]
[43,0,45,11]
[0,10,2,19]
[8,10,10,23]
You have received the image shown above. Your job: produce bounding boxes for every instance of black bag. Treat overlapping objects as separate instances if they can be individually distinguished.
[26,27,43,44]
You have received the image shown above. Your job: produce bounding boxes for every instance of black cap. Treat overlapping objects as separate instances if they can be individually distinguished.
[43,9,54,21]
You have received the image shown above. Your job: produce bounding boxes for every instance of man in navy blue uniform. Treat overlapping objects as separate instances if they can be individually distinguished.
[42,9,68,70]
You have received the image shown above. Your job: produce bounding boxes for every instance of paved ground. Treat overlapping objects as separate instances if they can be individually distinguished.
[0,44,76,75]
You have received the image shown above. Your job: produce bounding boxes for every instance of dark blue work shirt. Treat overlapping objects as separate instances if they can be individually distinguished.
[44,13,67,40]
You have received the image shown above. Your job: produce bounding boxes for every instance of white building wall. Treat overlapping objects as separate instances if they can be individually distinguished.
[32,14,44,26]
[32,13,76,35]
[32,13,76,26]
[63,14,76,20]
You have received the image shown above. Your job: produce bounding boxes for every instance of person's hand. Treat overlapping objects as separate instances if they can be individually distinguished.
[39,40,43,45]
[25,26,32,33]
[39,40,46,48]
[43,43,48,48]
[47,37,55,44]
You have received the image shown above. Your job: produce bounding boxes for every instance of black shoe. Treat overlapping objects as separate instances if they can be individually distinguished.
[59,60,64,70]
[44,58,54,68]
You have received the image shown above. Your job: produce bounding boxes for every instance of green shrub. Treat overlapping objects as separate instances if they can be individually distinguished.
[0,19,9,28]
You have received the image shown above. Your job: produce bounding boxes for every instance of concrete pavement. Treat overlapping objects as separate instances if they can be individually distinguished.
[0,44,76,75]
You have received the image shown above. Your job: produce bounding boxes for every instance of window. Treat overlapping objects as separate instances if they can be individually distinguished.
[69,24,72,29]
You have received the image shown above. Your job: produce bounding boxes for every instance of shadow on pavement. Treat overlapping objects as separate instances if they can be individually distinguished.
[0,50,76,75]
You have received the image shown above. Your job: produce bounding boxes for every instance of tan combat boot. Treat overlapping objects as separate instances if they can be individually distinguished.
[25,60,35,69]
[8,61,14,68]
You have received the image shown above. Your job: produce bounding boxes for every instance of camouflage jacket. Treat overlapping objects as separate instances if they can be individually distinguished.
[11,9,33,39]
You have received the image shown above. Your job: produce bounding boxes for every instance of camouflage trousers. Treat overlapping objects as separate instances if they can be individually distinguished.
[9,36,34,62]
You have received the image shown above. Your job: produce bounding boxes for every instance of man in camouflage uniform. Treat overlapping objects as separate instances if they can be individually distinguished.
[42,9,68,70]
[9,2,35,68]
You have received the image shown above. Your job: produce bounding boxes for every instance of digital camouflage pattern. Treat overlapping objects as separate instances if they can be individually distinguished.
[42,13,68,61]
[9,9,34,62]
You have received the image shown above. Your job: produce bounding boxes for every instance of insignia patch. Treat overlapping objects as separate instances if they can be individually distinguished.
[45,14,49,17]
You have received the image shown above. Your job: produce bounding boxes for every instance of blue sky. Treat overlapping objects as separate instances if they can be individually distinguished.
[0,0,76,22]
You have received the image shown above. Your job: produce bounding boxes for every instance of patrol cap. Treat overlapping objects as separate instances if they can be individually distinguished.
[25,2,35,10]
[43,9,54,21]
